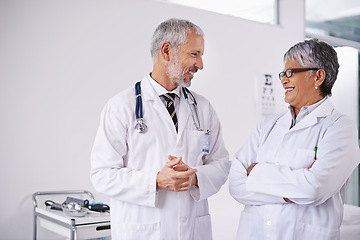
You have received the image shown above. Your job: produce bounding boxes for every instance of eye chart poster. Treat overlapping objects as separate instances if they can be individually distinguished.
[255,73,287,118]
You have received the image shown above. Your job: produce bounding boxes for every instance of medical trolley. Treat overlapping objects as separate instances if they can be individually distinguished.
[33,190,111,240]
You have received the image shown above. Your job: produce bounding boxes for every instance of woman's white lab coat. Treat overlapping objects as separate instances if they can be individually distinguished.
[91,75,230,240]
[229,98,360,240]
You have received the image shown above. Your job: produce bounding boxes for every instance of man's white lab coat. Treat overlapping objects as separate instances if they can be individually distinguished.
[91,75,230,240]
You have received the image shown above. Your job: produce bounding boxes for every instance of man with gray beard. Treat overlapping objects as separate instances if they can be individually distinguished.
[90,18,230,240]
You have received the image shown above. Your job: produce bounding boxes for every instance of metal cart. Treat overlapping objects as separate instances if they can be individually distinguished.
[33,190,111,240]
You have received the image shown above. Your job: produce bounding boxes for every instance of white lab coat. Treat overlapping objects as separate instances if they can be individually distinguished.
[229,98,360,240]
[91,75,230,240]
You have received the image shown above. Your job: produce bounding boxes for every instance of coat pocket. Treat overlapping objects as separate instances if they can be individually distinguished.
[117,222,161,240]
[292,149,315,169]
[181,130,206,166]
[294,221,339,240]
[194,214,212,240]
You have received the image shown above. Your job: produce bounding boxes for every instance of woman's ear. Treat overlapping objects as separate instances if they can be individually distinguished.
[315,69,326,88]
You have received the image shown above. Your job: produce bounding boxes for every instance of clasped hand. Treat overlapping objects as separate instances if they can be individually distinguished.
[156,155,198,192]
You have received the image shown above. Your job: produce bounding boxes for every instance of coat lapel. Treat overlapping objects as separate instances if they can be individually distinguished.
[289,98,334,132]
[141,76,177,133]
[177,88,193,140]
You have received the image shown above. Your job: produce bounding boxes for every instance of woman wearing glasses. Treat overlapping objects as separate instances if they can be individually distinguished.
[229,39,359,240]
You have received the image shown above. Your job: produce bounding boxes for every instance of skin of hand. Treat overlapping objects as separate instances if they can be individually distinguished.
[169,155,198,187]
[247,162,258,176]
[307,161,316,169]
[156,155,198,192]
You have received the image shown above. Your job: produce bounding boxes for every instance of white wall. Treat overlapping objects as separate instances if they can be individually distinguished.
[332,46,359,205]
[0,0,305,239]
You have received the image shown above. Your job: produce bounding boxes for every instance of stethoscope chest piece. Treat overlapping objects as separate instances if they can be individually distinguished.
[135,118,147,133]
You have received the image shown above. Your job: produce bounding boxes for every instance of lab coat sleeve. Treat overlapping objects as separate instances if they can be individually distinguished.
[90,100,158,207]
[246,115,360,206]
[190,103,231,201]
[229,118,287,205]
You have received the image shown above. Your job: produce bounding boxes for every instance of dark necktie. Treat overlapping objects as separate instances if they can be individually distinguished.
[162,93,178,132]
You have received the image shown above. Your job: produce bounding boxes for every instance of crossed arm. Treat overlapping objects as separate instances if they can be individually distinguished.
[246,162,315,203]
[230,120,359,206]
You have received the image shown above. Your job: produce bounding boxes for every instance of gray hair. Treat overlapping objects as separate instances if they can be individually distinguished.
[283,39,339,97]
[150,18,204,59]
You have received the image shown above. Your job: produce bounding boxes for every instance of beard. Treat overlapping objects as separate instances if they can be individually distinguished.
[166,54,191,88]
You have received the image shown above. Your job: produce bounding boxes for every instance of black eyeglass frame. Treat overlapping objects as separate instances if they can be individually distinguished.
[278,68,320,80]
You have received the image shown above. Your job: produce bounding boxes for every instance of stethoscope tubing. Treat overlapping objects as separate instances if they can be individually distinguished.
[135,81,142,119]
[134,81,200,132]
[183,87,201,131]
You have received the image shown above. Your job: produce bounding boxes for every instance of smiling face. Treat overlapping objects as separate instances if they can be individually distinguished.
[166,32,204,88]
[281,58,324,115]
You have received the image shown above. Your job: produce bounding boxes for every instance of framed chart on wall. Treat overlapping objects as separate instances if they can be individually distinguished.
[255,72,287,119]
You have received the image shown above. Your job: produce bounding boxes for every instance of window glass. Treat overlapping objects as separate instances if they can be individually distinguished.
[157,0,278,25]
[306,0,360,47]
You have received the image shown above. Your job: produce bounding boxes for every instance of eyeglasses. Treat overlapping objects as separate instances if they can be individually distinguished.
[279,68,320,80]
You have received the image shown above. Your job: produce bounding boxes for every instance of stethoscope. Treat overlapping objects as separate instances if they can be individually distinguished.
[134,81,200,133]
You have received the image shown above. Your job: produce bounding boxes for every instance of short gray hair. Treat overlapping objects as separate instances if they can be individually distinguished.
[150,18,204,59]
[283,39,339,97]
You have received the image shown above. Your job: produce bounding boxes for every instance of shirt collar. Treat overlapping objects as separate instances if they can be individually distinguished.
[147,73,180,98]
[289,96,328,128]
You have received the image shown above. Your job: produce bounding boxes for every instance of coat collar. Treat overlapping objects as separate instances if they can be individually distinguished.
[140,75,176,133]
[140,74,163,102]
[140,75,193,137]
[277,98,334,131]
[141,74,182,101]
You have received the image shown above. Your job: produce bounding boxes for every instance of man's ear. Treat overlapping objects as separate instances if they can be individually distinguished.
[160,42,172,61]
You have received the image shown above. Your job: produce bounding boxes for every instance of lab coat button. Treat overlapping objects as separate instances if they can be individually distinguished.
[181,217,187,223]
[267,220,272,226]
